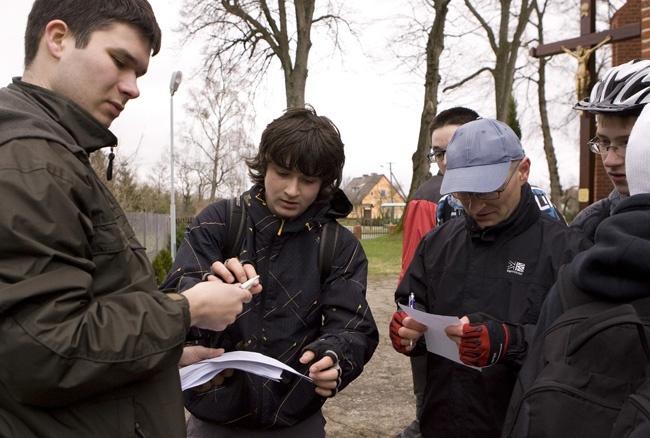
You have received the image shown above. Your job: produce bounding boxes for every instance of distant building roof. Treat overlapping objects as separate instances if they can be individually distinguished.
[342,173,386,205]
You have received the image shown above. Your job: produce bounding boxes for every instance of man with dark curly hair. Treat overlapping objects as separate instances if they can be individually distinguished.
[162,106,379,437]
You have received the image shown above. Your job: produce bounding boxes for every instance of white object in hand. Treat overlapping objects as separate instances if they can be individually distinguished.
[240,275,260,290]
[179,351,312,390]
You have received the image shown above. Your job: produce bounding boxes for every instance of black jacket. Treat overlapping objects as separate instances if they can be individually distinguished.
[396,184,591,438]
[502,193,650,438]
[535,193,650,334]
[162,186,379,429]
[570,188,626,242]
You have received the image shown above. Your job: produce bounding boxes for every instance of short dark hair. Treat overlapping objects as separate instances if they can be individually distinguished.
[428,107,480,137]
[247,106,345,200]
[24,0,162,68]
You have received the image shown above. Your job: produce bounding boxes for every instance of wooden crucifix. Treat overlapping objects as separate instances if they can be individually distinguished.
[529,0,640,211]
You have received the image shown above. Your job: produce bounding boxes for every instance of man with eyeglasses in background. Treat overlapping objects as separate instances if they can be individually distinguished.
[400,107,479,284]
[570,58,650,242]
[389,118,591,437]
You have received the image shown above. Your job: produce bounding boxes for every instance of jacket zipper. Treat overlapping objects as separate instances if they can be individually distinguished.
[255,222,278,422]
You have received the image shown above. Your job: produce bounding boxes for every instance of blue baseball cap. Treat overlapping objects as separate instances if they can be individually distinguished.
[440,118,525,195]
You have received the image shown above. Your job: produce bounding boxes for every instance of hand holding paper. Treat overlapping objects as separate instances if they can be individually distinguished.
[389,309,427,354]
[398,304,478,369]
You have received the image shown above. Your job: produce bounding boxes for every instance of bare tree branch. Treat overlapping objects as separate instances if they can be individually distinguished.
[443,66,492,92]
[178,0,352,107]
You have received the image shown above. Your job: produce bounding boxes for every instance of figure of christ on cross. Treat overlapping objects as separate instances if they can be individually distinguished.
[562,35,611,101]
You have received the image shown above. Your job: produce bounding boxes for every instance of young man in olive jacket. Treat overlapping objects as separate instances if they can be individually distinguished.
[0,2,256,437]
[389,118,591,438]
[162,106,379,437]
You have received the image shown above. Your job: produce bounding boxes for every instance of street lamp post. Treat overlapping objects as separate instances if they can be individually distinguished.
[169,71,183,261]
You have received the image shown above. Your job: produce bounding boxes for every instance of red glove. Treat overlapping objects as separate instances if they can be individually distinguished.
[459,316,512,367]
[389,309,409,354]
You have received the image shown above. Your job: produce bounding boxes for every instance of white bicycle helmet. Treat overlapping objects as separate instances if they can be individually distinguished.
[573,58,650,114]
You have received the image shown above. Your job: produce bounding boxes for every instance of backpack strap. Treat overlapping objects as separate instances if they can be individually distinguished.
[557,263,650,360]
[567,303,649,356]
[223,196,247,259]
[319,221,340,284]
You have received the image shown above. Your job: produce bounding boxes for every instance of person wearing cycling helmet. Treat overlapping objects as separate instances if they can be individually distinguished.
[570,58,650,241]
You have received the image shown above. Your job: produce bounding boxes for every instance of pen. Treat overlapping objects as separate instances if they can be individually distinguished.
[240,275,260,290]
[409,292,415,347]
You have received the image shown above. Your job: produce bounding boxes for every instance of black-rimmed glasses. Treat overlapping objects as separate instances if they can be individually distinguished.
[452,163,520,201]
[427,150,446,163]
[587,136,627,158]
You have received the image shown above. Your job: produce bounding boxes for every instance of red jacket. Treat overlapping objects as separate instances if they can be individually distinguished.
[399,174,443,283]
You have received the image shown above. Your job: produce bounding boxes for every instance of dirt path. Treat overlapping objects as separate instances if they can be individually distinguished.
[323,274,415,437]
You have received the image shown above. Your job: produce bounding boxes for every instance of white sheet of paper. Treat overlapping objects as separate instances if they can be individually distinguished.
[180,350,312,391]
[399,304,479,370]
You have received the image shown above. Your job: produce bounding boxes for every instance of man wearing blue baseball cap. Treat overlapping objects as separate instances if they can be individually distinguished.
[389,118,591,437]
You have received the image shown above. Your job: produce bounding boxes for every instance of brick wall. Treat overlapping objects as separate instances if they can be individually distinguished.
[643,0,650,58]
[612,0,641,64]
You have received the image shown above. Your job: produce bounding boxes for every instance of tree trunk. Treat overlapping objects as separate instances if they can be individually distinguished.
[286,0,315,107]
[535,1,563,206]
[398,0,450,233]
[465,0,534,121]
[407,0,450,203]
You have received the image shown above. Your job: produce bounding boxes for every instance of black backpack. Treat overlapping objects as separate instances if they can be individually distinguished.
[611,375,650,437]
[224,196,340,283]
[502,264,650,438]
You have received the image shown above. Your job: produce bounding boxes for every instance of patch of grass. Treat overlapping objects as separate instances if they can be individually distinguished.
[360,232,403,276]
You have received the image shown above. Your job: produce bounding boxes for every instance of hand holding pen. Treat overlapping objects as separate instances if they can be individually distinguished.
[205,258,263,294]
[240,275,260,290]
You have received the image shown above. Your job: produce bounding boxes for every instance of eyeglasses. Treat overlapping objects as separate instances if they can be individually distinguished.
[427,150,446,163]
[587,136,627,158]
[453,163,520,201]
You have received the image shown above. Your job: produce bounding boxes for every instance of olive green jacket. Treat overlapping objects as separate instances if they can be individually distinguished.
[0,79,190,437]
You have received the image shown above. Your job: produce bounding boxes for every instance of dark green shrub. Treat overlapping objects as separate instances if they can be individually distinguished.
[152,248,172,286]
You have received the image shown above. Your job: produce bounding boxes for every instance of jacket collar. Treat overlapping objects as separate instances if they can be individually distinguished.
[4,78,117,154]
[242,185,351,236]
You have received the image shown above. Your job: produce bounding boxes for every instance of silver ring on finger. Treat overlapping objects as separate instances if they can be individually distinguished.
[332,362,342,379]
[224,258,230,268]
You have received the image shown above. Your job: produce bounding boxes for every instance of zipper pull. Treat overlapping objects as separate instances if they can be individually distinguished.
[107,147,115,181]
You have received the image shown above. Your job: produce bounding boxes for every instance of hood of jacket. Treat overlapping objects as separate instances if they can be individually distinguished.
[571,193,650,300]
[0,78,116,153]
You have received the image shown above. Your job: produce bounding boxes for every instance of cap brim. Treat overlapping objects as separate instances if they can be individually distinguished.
[440,161,512,195]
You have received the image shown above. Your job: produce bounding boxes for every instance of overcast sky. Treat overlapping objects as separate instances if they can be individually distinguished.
[1,1,583,197]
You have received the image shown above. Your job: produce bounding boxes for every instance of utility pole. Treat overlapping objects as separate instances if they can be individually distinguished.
[386,162,394,203]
